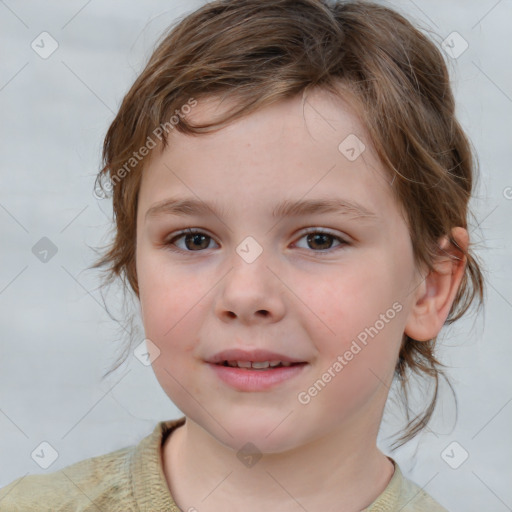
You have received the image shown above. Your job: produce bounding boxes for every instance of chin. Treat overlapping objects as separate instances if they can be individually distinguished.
[197,407,309,455]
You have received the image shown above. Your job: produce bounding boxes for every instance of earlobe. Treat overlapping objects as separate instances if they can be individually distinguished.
[404,227,468,342]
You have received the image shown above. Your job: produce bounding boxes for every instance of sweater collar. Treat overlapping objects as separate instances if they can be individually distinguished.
[130,416,186,512]
[363,458,402,511]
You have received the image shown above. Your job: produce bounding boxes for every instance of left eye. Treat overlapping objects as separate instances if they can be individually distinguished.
[293,229,348,252]
[164,228,348,253]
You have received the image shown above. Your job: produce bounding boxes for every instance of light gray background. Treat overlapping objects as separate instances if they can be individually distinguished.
[1,1,511,510]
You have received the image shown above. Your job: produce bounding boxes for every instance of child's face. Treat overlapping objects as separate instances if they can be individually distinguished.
[136,89,423,452]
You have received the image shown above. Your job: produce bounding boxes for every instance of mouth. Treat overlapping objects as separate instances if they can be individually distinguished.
[207,360,308,391]
[206,348,309,390]
[215,360,307,370]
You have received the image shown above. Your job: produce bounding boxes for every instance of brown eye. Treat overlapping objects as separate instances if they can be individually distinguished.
[166,229,217,252]
[294,229,348,254]
[306,233,334,250]
[183,232,211,251]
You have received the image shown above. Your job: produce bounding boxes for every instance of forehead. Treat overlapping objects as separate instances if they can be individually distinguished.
[138,88,399,224]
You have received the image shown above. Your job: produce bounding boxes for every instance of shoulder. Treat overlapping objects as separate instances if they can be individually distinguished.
[0,418,186,512]
[0,444,136,512]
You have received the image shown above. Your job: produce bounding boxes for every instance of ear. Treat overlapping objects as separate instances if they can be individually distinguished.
[404,227,468,342]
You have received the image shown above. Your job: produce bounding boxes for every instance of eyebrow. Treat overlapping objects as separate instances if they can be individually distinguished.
[145,196,379,222]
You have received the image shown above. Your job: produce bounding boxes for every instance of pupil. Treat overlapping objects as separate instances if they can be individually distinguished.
[308,233,331,250]
[186,233,209,250]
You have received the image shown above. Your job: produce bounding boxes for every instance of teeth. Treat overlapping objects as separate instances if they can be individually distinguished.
[251,361,270,369]
[223,360,295,369]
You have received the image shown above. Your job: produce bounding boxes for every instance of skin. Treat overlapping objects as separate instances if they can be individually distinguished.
[135,88,468,511]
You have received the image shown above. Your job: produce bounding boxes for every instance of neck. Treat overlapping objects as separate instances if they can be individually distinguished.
[162,417,395,512]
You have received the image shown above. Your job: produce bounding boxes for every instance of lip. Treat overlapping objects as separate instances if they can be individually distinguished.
[207,361,308,391]
[207,348,306,365]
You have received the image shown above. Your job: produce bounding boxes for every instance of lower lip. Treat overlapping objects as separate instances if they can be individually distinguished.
[207,363,308,391]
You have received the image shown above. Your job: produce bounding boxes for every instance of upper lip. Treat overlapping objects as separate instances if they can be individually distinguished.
[207,348,306,364]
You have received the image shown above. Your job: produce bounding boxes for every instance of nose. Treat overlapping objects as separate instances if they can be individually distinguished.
[214,247,286,325]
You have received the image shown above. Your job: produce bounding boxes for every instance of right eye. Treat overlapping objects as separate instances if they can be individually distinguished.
[165,229,218,253]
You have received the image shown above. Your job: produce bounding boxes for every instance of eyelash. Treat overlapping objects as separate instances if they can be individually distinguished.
[164,228,349,256]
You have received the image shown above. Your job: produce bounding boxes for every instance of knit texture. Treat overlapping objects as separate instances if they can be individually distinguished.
[0,417,448,511]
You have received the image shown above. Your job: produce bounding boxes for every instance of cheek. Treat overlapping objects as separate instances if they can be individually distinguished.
[137,258,208,402]
[137,253,205,349]
[300,294,404,422]
[299,254,406,405]
[304,256,405,346]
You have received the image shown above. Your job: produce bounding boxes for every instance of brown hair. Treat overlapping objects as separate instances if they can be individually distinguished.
[91,0,485,448]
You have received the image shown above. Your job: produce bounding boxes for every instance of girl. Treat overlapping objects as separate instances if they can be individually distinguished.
[0,1,484,510]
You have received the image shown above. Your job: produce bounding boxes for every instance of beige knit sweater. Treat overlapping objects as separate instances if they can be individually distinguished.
[0,417,448,511]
